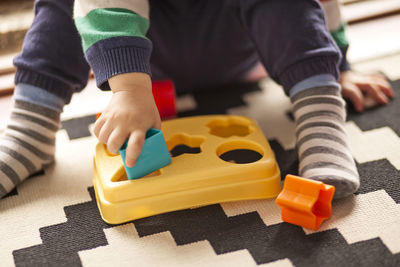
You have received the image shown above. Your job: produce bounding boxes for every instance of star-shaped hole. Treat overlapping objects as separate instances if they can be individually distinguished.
[206,117,254,138]
[166,134,205,158]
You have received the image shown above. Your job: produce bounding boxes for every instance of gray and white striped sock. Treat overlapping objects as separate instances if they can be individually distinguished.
[291,86,359,199]
[0,100,60,197]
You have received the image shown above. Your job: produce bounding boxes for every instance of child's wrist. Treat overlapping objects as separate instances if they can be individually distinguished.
[109,72,152,94]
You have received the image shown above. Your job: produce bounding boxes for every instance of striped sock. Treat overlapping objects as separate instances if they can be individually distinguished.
[291,86,359,199]
[0,100,60,198]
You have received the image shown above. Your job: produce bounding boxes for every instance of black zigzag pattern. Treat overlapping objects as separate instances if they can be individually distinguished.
[356,159,400,203]
[61,115,97,140]
[13,188,111,267]
[134,205,400,266]
[13,187,400,267]
[13,79,400,266]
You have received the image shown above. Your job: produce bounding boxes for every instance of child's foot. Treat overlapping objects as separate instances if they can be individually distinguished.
[0,100,60,197]
[291,86,359,198]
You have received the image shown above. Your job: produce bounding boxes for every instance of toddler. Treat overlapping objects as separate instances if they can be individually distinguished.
[74,0,358,198]
[0,0,393,199]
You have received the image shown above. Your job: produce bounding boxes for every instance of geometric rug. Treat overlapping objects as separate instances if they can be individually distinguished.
[1,78,399,267]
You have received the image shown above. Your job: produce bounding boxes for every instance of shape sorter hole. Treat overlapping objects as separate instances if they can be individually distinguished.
[166,134,205,158]
[217,140,263,164]
[170,145,201,157]
[207,117,253,138]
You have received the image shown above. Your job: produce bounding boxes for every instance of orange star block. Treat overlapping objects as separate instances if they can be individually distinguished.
[276,174,335,230]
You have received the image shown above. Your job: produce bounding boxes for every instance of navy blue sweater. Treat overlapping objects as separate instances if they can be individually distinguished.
[14,0,343,101]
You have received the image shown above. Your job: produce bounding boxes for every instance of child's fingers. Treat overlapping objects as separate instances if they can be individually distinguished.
[153,119,162,130]
[93,117,106,138]
[362,74,393,98]
[375,90,390,104]
[360,84,389,104]
[98,121,114,144]
[341,84,364,112]
[125,130,146,167]
[374,79,394,98]
[107,128,128,154]
[152,114,162,129]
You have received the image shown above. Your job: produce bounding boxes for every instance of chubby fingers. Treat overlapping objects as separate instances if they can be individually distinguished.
[153,117,162,130]
[98,120,114,146]
[372,76,394,99]
[359,82,389,105]
[95,116,127,155]
[125,130,146,167]
[107,128,128,154]
[93,115,106,138]
[341,83,364,112]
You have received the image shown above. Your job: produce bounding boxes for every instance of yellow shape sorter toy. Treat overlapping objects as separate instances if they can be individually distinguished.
[93,115,281,224]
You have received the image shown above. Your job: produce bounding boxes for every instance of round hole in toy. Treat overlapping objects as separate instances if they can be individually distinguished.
[216,140,264,164]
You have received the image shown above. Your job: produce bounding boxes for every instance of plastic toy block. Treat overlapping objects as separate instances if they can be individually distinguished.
[152,80,176,119]
[275,174,335,230]
[119,128,172,180]
[93,115,281,224]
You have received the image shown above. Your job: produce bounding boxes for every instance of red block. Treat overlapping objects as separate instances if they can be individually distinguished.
[152,80,177,119]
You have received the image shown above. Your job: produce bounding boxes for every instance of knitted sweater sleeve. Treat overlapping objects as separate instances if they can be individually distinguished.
[74,0,152,90]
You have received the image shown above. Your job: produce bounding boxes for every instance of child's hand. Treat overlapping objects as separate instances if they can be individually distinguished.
[339,70,394,112]
[94,73,161,167]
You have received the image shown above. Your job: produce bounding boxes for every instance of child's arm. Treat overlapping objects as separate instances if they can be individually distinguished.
[321,0,393,111]
[94,73,161,167]
[74,0,156,166]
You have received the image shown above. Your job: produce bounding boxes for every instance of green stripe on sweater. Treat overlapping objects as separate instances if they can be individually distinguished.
[75,8,149,51]
[330,22,349,48]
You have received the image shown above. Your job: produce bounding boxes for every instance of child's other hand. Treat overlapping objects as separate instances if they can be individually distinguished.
[339,70,394,112]
[94,73,161,167]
